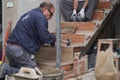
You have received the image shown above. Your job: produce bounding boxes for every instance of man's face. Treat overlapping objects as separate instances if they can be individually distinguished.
[43,7,55,20]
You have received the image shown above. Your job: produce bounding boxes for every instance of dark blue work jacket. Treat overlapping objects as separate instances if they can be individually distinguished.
[8,8,56,54]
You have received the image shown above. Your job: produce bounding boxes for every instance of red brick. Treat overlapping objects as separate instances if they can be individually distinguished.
[64,69,76,77]
[74,58,79,62]
[64,74,75,79]
[61,64,73,71]
[93,11,104,20]
[61,22,95,32]
[79,60,85,66]
[73,61,79,68]
[62,34,85,44]
[80,66,86,74]
[76,78,82,80]
[97,1,111,10]
[74,53,80,57]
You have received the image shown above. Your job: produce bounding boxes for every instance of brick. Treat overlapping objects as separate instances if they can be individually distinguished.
[79,60,85,66]
[80,66,86,72]
[79,55,88,73]
[74,73,81,78]
[61,22,95,32]
[73,63,78,68]
[97,1,111,10]
[64,74,75,79]
[74,52,80,61]
[61,64,73,71]
[74,58,79,62]
[62,34,85,44]
[74,56,79,61]
[76,78,82,80]
[73,47,84,53]
[64,69,76,77]
[74,52,80,57]
[93,11,104,20]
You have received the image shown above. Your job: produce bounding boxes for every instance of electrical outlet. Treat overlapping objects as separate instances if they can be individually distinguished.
[6,2,14,8]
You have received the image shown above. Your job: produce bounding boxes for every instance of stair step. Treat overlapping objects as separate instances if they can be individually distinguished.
[75,31,93,35]
[62,34,85,44]
[38,61,73,71]
[93,11,104,20]
[97,1,111,10]
[36,46,74,66]
[61,22,95,32]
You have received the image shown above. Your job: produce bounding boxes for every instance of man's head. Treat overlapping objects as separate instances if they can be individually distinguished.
[40,1,55,20]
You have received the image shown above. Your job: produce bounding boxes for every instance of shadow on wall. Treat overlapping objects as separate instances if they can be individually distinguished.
[112,5,120,38]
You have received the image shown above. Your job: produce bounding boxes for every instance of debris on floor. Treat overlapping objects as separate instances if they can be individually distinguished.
[78,71,96,80]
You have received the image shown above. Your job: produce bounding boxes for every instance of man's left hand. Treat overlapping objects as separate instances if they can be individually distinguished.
[78,8,85,18]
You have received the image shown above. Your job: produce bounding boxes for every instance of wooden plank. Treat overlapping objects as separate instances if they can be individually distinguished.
[93,11,104,20]
[97,1,111,10]
[61,22,95,32]
[62,34,85,44]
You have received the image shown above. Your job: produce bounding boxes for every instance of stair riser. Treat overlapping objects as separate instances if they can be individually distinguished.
[97,1,111,10]
[62,34,85,44]
[61,22,95,32]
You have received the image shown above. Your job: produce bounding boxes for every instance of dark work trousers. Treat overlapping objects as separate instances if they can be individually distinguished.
[4,43,37,76]
[61,0,98,21]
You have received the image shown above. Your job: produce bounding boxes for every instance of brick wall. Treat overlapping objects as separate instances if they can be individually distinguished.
[63,52,88,80]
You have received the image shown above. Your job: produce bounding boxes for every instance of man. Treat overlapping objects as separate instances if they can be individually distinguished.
[61,0,98,22]
[0,1,56,78]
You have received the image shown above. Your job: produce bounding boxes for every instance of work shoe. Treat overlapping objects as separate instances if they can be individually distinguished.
[70,14,78,22]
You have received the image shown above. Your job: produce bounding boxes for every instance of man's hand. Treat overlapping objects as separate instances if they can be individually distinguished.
[71,10,77,19]
[72,10,77,16]
[78,8,85,18]
[71,10,77,21]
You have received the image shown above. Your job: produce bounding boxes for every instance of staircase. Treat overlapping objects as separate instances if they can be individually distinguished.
[36,0,120,80]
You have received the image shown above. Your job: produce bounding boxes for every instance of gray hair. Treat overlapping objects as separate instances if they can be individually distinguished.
[39,1,54,10]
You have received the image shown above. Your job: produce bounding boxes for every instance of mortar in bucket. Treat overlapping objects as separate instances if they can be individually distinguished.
[40,68,64,80]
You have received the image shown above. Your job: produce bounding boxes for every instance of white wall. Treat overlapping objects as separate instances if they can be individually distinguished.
[17,0,57,32]
[3,0,57,33]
